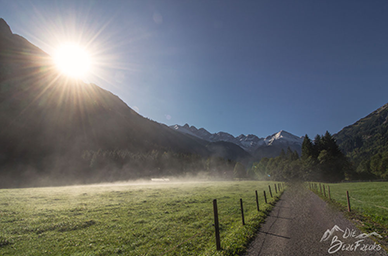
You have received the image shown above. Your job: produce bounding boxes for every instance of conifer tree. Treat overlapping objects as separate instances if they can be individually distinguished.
[292,150,300,161]
[301,134,313,160]
[313,134,322,159]
[286,146,293,161]
[280,149,286,159]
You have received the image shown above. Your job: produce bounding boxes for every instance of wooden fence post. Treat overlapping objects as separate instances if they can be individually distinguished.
[319,183,322,194]
[323,185,326,197]
[240,199,245,225]
[275,184,278,194]
[328,186,331,200]
[346,191,351,212]
[213,199,221,250]
[269,185,273,198]
[263,191,267,204]
[255,190,259,212]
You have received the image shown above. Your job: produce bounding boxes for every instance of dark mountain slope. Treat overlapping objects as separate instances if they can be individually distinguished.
[206,141,252,164]
[334,102,388,179]
[252,142,302,161]
[334,103,388,159]
[1,19,220,186]
[0,26,208,153]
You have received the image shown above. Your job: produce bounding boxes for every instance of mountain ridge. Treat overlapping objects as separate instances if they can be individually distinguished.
[334,102,388,156]
[0,18,12,36]
[170,123,304,153]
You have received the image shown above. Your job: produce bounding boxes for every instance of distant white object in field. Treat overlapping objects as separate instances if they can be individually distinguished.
[151,178,170,182]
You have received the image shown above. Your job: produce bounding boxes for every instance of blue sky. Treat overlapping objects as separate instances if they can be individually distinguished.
[1,0,387,139]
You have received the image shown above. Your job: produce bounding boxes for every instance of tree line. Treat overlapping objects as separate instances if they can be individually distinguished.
[248,131,352,182]
[355,152,388,180]
[82,149,247,182]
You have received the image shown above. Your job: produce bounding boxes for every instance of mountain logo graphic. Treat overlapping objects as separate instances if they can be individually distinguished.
[320,225,382,242]
[320,225,345,242]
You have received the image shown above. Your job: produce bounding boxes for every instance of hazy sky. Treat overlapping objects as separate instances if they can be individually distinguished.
[1,0,387,138]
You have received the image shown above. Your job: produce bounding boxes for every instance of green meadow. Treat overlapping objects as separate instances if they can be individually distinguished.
[326,182,388,227]
[0,181,282,255]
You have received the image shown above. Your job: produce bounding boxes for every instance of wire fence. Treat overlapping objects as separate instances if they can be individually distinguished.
[307,182,388,214]
[349,196,388,211]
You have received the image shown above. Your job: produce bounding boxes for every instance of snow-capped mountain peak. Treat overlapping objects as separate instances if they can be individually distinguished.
[265,130,304,146]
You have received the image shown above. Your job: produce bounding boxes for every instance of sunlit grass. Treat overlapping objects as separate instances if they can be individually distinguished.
[325,182,388,226]
[0,181,282,255]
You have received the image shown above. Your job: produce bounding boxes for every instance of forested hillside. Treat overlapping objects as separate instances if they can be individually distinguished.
[334,103,388,179]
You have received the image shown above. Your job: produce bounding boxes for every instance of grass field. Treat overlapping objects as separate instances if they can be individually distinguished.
[309,181,388,250]
[313,182,388,226]
[0,180,282,255]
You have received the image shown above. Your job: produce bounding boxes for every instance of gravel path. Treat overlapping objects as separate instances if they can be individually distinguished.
[244,184,387,256]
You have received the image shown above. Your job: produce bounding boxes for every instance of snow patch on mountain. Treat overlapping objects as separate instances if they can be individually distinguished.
[237,134,266,150]
[264,130,304,146]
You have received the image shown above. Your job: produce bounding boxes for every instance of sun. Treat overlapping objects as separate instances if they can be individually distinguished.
[54,43,91,78]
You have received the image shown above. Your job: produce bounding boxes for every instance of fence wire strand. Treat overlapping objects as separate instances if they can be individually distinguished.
[350,196,388,211]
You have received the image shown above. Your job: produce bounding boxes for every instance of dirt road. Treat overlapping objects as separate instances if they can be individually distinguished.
[244,184,387,256]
